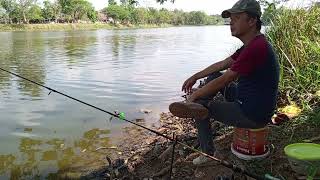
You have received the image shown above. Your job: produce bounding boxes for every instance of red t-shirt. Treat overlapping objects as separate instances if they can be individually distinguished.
[230,34,268,76]
[228,34,280,125]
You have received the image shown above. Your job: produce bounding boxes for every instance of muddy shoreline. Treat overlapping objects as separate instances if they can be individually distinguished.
[73,110,320,180]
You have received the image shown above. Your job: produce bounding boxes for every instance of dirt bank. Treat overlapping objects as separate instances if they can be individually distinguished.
[79,111,320,180]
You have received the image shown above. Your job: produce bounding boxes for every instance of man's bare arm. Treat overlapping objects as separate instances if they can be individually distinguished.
[193,57,233,80]
[182,56,233,93]
[188,69,238,102]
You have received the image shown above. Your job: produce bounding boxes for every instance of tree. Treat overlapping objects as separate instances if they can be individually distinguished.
[28,4,43,23]
[69,0,91,22]
[128,0,138,6]
[58,0,96,22]
[120,0,137,6]
[156,0,174,4]
[0,0,225,25]
[104,4,129,23]
[0,6,7,23]
[1,0,17,23]
[86,4,97,22]
[147,7,158,24]
[58,0,72,20]
[170,9,186,25]
[108,0,116,6]
[18,0,37,23]
[158,8,171,24]
[259,0,290,25]
[42,0,53,20]
[131,7,148,24]
[10,3,21,23]
[187,11,206,25]
[42,0,61,22]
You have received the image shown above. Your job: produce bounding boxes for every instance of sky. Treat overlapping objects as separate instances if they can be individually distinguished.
[41,0,319,15]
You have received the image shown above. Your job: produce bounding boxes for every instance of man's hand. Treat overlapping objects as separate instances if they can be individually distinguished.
[187,70,239,102]
[182,76,197,93]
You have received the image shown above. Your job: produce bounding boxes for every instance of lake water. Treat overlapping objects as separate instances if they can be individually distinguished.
[0,26,241,179]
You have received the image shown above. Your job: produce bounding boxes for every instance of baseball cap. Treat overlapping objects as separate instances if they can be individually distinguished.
[221,0,262,18]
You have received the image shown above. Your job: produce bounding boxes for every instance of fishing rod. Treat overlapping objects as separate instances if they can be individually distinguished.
[0,67,280,180]
[0,67,171,140]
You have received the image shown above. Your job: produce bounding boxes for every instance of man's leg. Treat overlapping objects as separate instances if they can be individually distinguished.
[193,99,215,155]
[192,72,227,156]
[208,101,267,129]
[202,73,264,128]
[170,72,239,161]
[193,100,266,165]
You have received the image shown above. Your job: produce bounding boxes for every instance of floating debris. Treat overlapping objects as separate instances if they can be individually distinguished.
[24,128,32,132]
[135,118,145,122]
[140,109,152,114]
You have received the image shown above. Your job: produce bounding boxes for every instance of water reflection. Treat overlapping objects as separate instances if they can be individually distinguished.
[0,33,17,91]
[0,128,111,179]
[111,34,137,67]
[63,31,97,66]
[0,32,46,97]
[111,33,120,58]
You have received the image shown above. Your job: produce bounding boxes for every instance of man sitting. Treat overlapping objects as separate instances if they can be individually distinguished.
[169,0,280,165]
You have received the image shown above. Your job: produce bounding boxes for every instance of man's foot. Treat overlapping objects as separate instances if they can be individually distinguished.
[169,101,209,119]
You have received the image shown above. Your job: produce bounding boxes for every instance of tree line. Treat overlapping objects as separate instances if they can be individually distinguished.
[0,0,97,23]
[0,0,224,25]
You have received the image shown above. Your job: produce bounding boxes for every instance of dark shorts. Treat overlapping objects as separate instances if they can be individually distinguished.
[196,72,268,129]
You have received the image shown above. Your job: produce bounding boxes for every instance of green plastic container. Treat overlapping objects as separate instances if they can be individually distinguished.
[284,143,320,177]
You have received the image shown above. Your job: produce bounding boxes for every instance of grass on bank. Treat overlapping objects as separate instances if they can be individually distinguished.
[266,5,320,117]
[266,6,320,131]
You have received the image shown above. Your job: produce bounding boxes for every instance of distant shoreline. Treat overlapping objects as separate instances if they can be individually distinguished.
[0,23,173,32]
[0,23,223,32]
